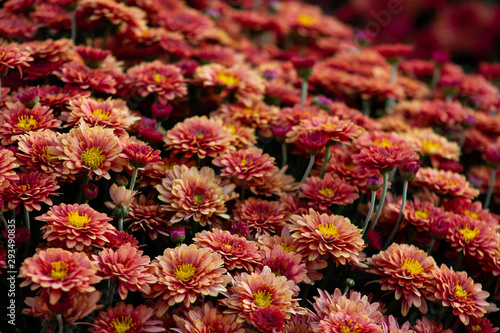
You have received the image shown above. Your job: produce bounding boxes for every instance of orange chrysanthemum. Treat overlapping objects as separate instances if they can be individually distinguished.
[92,243,156,300]
[299,174,359,210]
[412,167,480,200]
[149,244,230,315]
[0,148,19,190]
[164,116,235,159]
[400,128,461,161]
[3,171,59,212]
[37,203,116,251]
[366,243,438,316]
[89,302,165,333]
[19,248,101,305]
[193,228,261,272]
[156,165,238,227]
[433,265,497,325]
[289,209,365,265]
[48,122,126,180]
[220,266,303,324]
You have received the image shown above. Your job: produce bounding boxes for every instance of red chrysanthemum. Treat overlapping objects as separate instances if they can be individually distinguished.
[352,144,418,174]
[258,245,309,285]
[19,248,101,305]
[54,62,118,94]
[38,84,91,110]
[37,203,116,251]
[413,317,452,333]
[119,136,162,168]
[299,174,359,210]
[250,305,286,333]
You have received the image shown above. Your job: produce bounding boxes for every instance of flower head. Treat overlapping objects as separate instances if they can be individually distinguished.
[300,174,359,210]
[125,194,171,240]
[0,148,19,190]
[0,42,33,76]
[172,302,246,333]
[445,216,497,260]
[412,167,480,200]
[250,305,286,333]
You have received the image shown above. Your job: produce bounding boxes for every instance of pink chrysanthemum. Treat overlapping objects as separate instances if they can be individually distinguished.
[193,228,261,272]
[48,122,126,180]
[413,317,452,333]
[119,136,162,168]
[0,42,33,76]
[289,209,365,265]
[38,84,91,110]
[220,266,303,324]
[92,243,156,300]
[433,264,497,325]
[233,197,287,240]
[62,97,139,136]
[384,198,444,232]
[19,248,101,305]
[213,147,278,185]
[37,203,116,251]
[164,116,235,159]
[445,216,497,260]
[172,302,247,333]
[250,305,286,333]
[300,174,359,210]
[0,148,19,190]
[412,167,480,200]
[0,101,62,145]
[149,244,230,315]
[156,165,238,227]
[258,245,309,285]
[89,302,165,333]
[54,62,118,94]
[366,243,438,316]
[3,171,60,212]
[125,194,171,240]
[124,60,187,104]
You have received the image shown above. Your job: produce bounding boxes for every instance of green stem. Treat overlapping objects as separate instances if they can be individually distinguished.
[459,129,466,148]
[281,142,287,168]
[300,155,315,184]
[427,238,437,255]
[362,97,371,116]
[430,67,441,93]
[319,143,332,179]
[56,314,64,333]
[101,24,111,50]
[300,79,308,108]
[436,306,448,324]
[445,95,452,104]
[106,280,117,307]
[484,168,496,209]
[455,252,464,271]
[362,191,377,237]
[71,10,76,43]
[0,213,7,230]
[370,171,389,230]
[117,217,124,231]
[75,173,90,204]
[129,167,139,191]
[383,180,408,249]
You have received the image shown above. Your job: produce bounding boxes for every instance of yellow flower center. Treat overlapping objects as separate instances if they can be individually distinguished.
[193,194,203,203]
[319,188,336,196]
[226,124,236,134]
[279,243,296,252]
[243,108,259,114]
[401,257,424,274]
[464,210,480,219]
[318,223,339,236]
[173,263,196,281]
[422,140,441,153]
[81,146,106,169]
[253,290,273,307]
[153,73,165,83]
[196,133,204,139]
[222,240,233,250]
[217,72,239,86]
[298,14,316,26]
[92,108,111,120]
[472,325,481,332]
[414,210,430,219]
[41,146,53,161]
[110,316,135,333]
[374,138,393,148]
[240,155,250,167]
[21,184,30,191]
[454,284,468,299]
[339,322,362,333]
[459,225,479,240]
[17,115,38,131]
[50,261,69,279]
[67,210,91,228]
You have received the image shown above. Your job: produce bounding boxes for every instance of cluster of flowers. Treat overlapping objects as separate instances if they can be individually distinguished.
[0,0,499,332]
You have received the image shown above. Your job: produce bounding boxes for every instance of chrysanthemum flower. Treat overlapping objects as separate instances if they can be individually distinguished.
[366,243,438,316]
[384,198,444,232]
[125,194,171,240]
[0,42,33,76]
[300,174,359,210]
[124,60,187,104]
[62,97,139,136]
[289,209,364,265]
[106,230,139,250]
[381,315,413,333]
[2,226,30,247]
[164,116,235,159]
[48,122,126,180]
[352,143,418,174]
[119,136,162,169]
[466,317,499,333]
[412,317,452,333]
[286,115,362,145]
[149,244,230,315]
[3,171,60,212]
[137,155,195,188]
[400,128,460,161]
[0,101,62,145]
[220,266,303,324]
[38,84,91,110]
[247,166,299,198]
[233,197,287,240]
[250,305,286,333]
[89,302,165,333]
[412,167,480,200]
[445,216,497,260]
[0,245,6,272]
[156,165,238,227]
[433,264,497,325]
[19,248,101,305]
[213,147,278,185]
[92,243,156,300]
[193,228,261,272]
[54,62,118,94]
[0,148,19,190]
[172,302,247,333]
[105,183,137,215]
[37,203,116,251]
[258,245,309,285]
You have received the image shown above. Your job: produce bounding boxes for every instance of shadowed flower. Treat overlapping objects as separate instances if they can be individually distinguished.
[434,264,497,325]
[0,148,19,190]
[412,167,480,200]
[54,62,118,94]
[106,230,139,250]
[89,302,165,333]
[164,116,235,159]
[38,85,91,110]
[173,302,247,333]
[299,174,359,210]
[19,248,101,305]
[37,203,116,251]
[2,226,30,247]
[17,86,40,108]
[250,305,286,333]
[466,317,499,333]
[92,243,156,300]
[156,165,238,227]
[149,244,230,315]
[366,243,438,316]
[413,317,452,333]
[220,266,303,324]
[0,42,33,76]
[125,194,171,240]
[0,245,6,271]
[289,209,365,266]
[258,245,309,285]
[193,228,261,272]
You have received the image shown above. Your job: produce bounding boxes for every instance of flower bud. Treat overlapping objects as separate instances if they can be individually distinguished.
[312,95,333,111]
[151,103,173,122]
[366,176,382,191]
[398,162,420,181]
[298,131,329,156]
[272,123,291,142]
[291,57,315,80]
[170,227,186,245]
[429,216,448,239]
[82,183,98,201]
[17,86,40,108]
